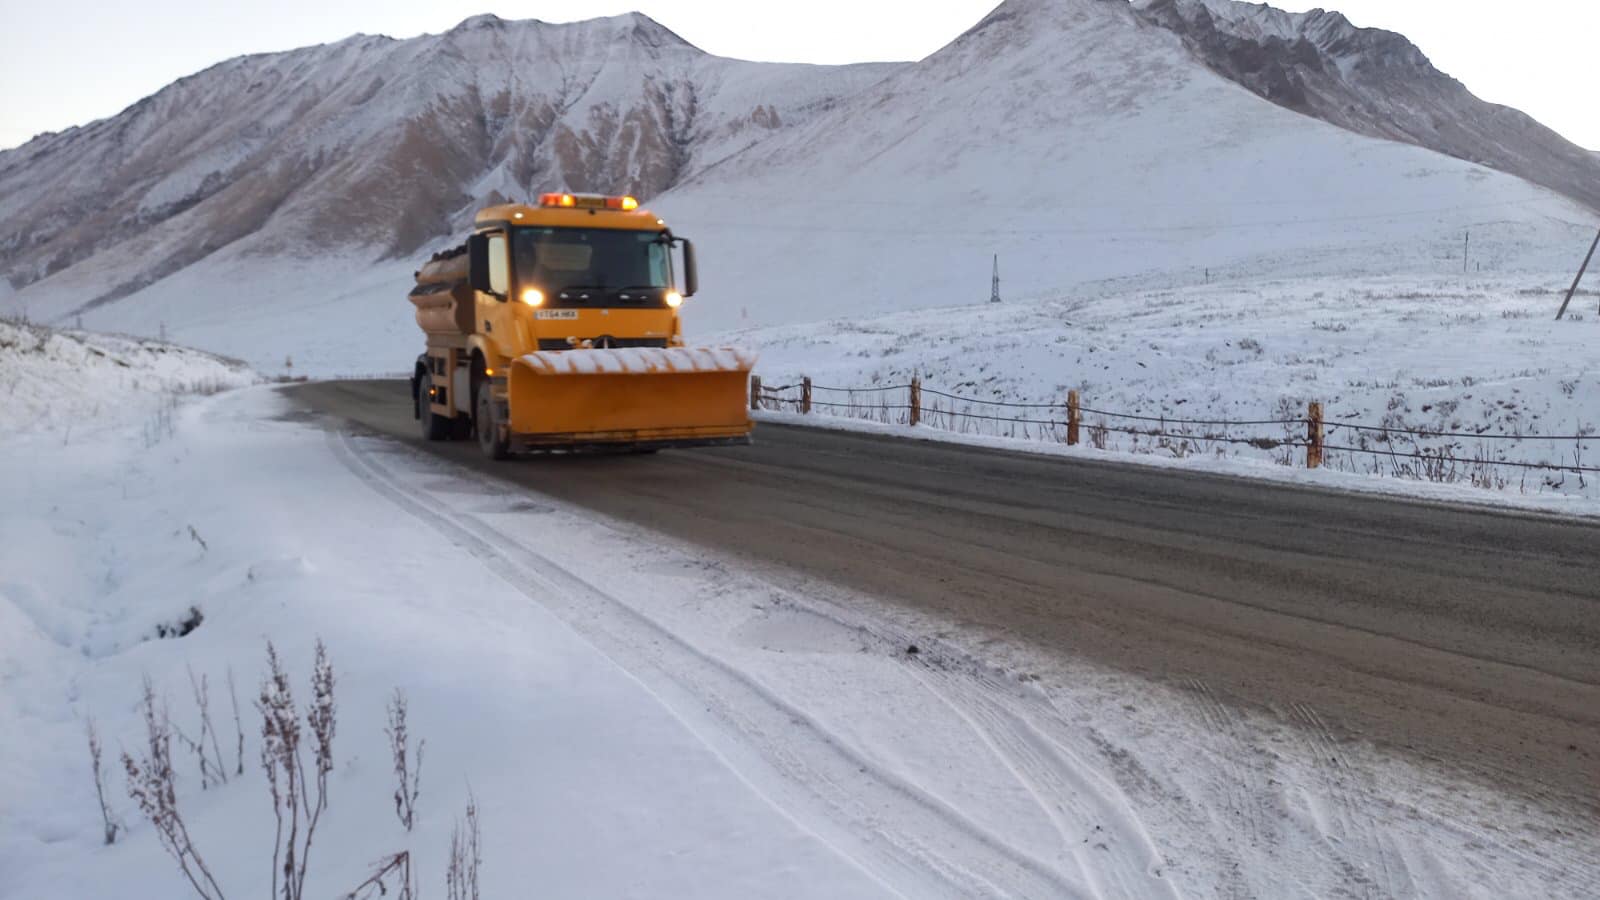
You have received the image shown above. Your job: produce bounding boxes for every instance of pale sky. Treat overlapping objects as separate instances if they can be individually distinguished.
[1,1,1595,152]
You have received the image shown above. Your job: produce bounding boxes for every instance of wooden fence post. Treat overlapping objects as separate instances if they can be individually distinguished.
[801,377,812,415]
[1067,390,1081,446]
[1307,401,1324,469]
[909,377,921,427]
[750,374,761,412]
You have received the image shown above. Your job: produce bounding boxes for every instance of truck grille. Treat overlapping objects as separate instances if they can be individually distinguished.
[536,338,670,351]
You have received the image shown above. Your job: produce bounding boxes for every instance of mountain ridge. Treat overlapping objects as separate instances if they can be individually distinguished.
[1132,0,1600,210]
[0,11,893,304]
[2,0,1596,359]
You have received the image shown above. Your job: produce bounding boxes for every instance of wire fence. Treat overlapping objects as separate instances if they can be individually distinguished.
[748,375,1600,495]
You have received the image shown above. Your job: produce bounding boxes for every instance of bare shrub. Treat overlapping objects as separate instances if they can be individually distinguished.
[1088,418,1109,450]
[122,677,227,900]
[258,640,336,900]
[446,794,482,900]
[386,689,424,832]
[86,718,123,845]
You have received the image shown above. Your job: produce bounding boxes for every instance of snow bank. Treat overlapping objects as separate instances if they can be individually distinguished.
[0,320,255,434]
[0,387,883,899]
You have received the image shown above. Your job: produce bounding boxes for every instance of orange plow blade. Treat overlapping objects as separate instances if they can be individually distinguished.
[506,347,756,448]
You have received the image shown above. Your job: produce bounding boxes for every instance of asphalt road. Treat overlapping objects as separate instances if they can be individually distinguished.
[288,379,1600,809]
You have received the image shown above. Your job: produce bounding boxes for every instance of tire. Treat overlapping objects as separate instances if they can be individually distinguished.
[417,372,451,441]
[475,383,510,460]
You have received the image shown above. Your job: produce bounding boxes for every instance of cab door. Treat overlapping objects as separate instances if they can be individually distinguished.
[474,230,515,363]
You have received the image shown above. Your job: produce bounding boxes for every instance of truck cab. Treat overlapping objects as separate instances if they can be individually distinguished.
[466,193,698,370]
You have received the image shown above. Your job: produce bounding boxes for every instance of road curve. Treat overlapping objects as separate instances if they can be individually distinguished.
[286,379,1600,809]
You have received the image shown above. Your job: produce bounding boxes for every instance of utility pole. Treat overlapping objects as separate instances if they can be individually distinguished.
[990,255,1001,304]
[1556,228,1600,320]
[1463,229,1470,275]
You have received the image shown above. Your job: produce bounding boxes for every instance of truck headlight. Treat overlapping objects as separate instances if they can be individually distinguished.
[665,290,684,308]
[520,288,544,307]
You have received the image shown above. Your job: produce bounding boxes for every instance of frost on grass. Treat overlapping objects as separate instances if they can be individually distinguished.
[385,688,423,832]
[258,639,335,900]
[737,275,1600,500]
[0,318,254,436]
[95,640,481,900]
[121,677,227,900]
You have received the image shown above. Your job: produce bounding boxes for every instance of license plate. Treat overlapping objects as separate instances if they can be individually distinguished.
[535,309,579,319]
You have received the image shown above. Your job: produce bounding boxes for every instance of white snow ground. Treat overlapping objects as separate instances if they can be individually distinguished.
[3,335,1596,898]
[0,319,255,433]
[723,270,1600,504]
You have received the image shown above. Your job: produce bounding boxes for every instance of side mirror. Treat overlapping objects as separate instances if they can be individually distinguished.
[681,238,698,298]
[467,234,492,294]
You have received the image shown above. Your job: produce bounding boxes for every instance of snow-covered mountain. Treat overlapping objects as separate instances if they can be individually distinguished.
[2,0,1596,371]
[658,0,1597,332]
[0,13,889,306]
[1132,0,1600,212]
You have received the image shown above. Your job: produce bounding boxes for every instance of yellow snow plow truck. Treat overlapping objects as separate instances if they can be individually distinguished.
[408,193,754,458]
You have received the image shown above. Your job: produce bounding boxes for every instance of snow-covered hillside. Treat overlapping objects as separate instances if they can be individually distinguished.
[657,0,1598,334]
[725,270,1600,504]
[1132,0,1600,213]
[0,13,890,307]
[2,0,1598,367]
[0,319,255,432]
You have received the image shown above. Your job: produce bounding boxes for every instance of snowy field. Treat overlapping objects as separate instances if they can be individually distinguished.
[3,332,1597,898]
[723,270,1600,505]
[0,319,255,434]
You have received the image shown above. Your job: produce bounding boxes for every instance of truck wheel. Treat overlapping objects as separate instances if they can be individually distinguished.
[476,385,510,460]
[418,372,451,441]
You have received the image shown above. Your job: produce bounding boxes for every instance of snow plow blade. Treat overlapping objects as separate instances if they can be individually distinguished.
[506,347,755,449]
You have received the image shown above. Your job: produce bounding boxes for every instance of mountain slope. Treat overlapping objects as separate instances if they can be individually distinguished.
[2,0,1596,371]
[654,0,1595,332]
[1132,0,1600,212]
[0,13,890,305]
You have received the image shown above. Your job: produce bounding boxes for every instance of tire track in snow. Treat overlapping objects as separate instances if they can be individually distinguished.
[1286,701,1407,899]
[328,430,1087,900]
[905,660,1181,900]
[1177,677,1277,898]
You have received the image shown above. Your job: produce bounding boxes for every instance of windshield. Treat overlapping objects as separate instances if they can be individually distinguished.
[512,227,670,296]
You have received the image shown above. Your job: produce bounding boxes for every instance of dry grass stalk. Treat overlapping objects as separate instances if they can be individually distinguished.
[445,794,482,900]
[341,851,415,900]
[86,718,123,845]
[386,689,424,832]
[257,639,336,900]
[122,677,227,899]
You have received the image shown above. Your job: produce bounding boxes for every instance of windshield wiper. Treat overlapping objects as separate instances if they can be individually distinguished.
[555,284,612,294]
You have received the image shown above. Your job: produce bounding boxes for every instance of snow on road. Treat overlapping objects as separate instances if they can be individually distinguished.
[3,363,1595,897]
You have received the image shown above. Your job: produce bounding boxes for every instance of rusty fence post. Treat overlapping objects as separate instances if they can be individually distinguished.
[909,377,922,427]
[750,374,761,412]
[1067,390,1081,446]
[801,377,812,415]
[1307,401,1324,469]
